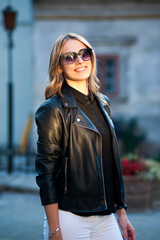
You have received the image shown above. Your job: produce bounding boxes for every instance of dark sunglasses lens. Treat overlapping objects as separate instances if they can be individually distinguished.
[81,49,92,61]
[65,53,77,64]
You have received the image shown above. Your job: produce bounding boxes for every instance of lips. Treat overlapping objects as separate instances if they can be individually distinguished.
[74,66,87,72]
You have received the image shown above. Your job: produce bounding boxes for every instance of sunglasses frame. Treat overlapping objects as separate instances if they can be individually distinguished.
[60,48,92,64]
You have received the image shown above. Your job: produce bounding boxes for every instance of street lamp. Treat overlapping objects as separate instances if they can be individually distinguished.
[3,6,17,173]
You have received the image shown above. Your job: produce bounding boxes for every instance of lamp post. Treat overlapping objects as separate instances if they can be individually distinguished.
[3,6,17,173]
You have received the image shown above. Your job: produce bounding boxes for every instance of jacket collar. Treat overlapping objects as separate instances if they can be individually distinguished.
[60,81,108,108]
[61,81,77,108]
[69,85,94,105]
[60,81,114,132]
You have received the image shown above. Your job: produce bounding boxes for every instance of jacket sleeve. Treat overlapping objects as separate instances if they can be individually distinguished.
[35,100,64,206]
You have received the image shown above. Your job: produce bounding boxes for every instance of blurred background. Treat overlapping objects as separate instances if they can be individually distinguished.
[0,0,160,239]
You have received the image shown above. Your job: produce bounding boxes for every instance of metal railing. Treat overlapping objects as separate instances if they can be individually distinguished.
[0,147,36,173]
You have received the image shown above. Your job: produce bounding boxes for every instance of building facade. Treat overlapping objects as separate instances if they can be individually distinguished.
[33,0,160,156]
[0,0,160,156]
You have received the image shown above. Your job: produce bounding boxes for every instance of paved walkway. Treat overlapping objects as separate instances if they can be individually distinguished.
[0,171,38,194]
[0,172,160,240]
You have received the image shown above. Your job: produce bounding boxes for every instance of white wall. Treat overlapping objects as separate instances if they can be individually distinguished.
[33,18,160,145]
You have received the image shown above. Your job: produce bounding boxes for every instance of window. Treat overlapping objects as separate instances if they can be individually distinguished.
[97,55,119,98]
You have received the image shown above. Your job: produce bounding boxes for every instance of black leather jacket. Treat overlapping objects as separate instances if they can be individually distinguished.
[35,83,126,212]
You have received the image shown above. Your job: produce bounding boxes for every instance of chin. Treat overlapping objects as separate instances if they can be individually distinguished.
[76,73,90,80]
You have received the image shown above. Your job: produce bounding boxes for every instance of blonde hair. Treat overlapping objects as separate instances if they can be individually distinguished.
[45,33,101,100]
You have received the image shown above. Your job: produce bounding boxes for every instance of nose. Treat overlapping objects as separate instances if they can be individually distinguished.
[76,55,83,64]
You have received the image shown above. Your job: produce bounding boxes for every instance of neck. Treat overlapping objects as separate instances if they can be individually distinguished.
[65,79,89,95]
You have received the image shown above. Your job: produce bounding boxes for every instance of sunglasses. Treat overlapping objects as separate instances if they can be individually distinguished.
[60,48,92,64]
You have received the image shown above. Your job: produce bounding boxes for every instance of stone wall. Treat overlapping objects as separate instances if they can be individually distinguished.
[33,3,160,154]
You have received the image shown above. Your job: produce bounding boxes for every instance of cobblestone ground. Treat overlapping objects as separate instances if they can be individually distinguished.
[0,191,160,240]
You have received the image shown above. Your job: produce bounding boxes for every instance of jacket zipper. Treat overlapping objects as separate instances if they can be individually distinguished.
[64,157,68,194]
[74,122,108,209]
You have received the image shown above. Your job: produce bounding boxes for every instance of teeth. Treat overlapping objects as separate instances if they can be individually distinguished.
[76,67,86,72]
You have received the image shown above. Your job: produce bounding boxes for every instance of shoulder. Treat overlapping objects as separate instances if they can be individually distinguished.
[35,95,66,142]
[35,94,62,123]
[97,92,112,117]
[98,93,110,106]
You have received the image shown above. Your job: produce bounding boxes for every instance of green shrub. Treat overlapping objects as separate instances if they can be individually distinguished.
[113,118,146,154]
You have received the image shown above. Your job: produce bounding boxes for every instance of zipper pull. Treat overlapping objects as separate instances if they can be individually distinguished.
[64,186,67,194]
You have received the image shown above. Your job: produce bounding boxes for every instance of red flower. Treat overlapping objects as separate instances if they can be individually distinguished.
[121,156,149,176]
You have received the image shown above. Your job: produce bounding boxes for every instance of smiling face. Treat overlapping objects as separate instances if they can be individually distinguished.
[59,39,92,87]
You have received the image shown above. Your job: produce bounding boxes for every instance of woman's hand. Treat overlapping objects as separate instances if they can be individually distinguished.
[117,208,136,240]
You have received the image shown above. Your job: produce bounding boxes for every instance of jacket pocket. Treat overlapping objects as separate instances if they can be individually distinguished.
[64,157,68,194]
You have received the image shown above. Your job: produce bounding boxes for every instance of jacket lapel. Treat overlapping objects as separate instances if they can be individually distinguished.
[61,82,99,133]
[61,82,115,133]
[73,108,99,134]
[96,94,115,131]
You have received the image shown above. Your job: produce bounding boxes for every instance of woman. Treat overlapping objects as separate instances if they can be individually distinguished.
[35,33,136,240]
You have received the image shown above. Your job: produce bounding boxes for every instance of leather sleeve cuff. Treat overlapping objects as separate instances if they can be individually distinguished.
[115,204,127,211]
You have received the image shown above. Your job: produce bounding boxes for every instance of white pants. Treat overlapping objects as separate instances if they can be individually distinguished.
[44,210,123,240]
